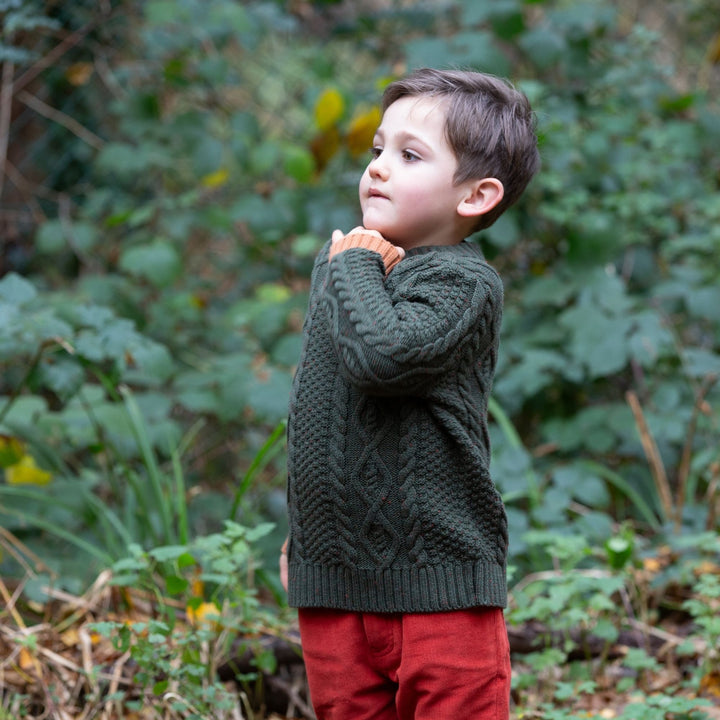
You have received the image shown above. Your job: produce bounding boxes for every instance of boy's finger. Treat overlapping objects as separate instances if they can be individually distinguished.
[331,229,345,243]
[348,226,383,240]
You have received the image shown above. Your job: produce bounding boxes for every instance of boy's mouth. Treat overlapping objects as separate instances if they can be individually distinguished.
[368,188,389,200]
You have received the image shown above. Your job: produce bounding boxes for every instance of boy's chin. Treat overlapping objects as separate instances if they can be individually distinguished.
[361,219,391,239]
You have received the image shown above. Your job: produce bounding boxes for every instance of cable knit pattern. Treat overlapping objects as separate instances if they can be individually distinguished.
[287,239,508,612]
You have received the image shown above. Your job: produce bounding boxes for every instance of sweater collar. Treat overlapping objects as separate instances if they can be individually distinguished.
[403,240,485,260]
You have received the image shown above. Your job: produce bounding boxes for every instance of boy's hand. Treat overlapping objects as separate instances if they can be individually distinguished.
[280,538,288,592]
[330,226,405,274]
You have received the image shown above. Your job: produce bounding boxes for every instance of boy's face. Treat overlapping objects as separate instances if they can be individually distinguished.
[359,95,474,249]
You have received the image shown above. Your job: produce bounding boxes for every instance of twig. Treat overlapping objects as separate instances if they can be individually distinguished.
[706,462,720,531]
[17,89,104,149]
[101,650,132,720]
[3,157,64,200]
[1,159,48,223]
[40,569,113,614]
[628,617,706,655]
[0,60,14,202]
[0,575,27,631]
[269,673,316,720]
[13,23,95,95]
[94,54,127,100]
[0,526,50,576]
[626,390,674,523]
[677,374,718,530]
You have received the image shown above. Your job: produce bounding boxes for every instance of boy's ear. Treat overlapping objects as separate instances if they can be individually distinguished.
[456,178,504,218]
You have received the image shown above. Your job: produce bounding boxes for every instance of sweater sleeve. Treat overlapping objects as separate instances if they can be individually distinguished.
[322,246,503,395]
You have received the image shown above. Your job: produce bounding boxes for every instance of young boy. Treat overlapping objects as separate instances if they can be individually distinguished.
[281,67,540,719]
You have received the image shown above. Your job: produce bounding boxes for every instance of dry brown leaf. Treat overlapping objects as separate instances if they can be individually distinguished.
[700,670,720,699]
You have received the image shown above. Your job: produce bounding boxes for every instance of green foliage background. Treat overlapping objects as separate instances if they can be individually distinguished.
[1,0,719,597]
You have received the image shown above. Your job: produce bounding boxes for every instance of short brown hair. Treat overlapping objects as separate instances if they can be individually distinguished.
[382,68,540,230]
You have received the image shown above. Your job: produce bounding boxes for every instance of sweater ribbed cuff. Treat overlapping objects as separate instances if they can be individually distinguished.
[329,231,404,274]
[287,560,507,613]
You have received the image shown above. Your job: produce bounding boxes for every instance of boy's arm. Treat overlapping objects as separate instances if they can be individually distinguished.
[323,243,503,394]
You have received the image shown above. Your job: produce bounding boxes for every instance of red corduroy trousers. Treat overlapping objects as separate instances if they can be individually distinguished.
[298,606,511,720]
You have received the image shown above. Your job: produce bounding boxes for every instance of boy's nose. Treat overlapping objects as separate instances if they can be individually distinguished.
[369,157,389,180]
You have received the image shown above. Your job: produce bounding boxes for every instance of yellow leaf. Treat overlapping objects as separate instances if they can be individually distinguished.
[65,62,93,86]
[189,293,207,310]
[5,454,52,486]
[700,670,720,698]
[694,560,720,576]
[314,88,344,131]
[18,647,40,673]
[191,577,204,597]
[201,167,230,189]
[708,32,720,64]
[187,601,221,630]
[60,628,80,647]
[346,106,381,157]
[0,435,24,468]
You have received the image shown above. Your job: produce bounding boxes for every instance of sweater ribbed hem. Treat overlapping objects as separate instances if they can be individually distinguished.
[287,561,507,613]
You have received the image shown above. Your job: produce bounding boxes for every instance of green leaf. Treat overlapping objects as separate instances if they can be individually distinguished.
[253,648,277,674]
[153,680,169,696]
[149,545,191,562]
[284,145,316,183]
[681,348,720,378]
[0,272,37,305]
[35,219,65,254]
[605,536,633,569]
[245,522,275,543]
[145,0,182,25]
[0,396,48,430]
[560,303,632,379]
[271,333,303,367]
[246,367,292,422]
[249,142,281,176]
[119,240,182,288]
[207,2,250,33]
[405,32,510,76]
[165,575,189,595]
[37,357,85,400]
[519,26,566,69]
[291,234,323,258]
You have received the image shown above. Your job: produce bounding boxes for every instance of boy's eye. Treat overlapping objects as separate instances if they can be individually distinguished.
[370,146,382,159]
[402,150,420,162]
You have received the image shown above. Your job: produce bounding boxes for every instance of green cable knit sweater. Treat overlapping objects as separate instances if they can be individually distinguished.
[286,239,508,613]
